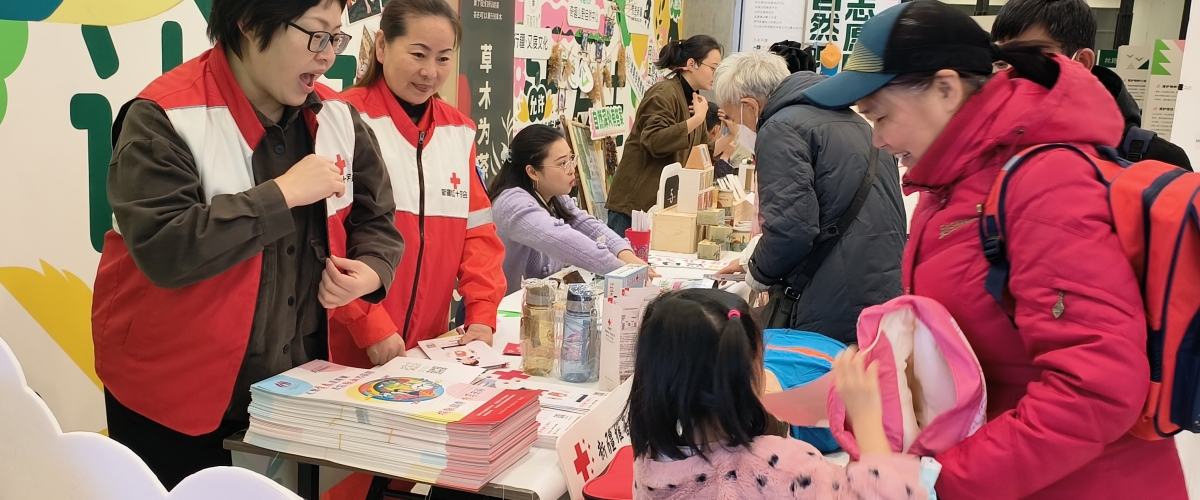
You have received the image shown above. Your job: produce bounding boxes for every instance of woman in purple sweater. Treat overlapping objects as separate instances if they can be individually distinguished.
[490,124,654,294]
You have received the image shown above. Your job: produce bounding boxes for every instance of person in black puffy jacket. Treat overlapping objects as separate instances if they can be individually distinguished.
[992,0,1193,171]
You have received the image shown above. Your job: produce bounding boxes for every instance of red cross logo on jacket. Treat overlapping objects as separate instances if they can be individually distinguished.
[335,154,347,175]
[450,172,462,190]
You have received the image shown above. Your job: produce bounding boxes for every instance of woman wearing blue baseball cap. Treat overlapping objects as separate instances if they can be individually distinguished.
[804,1,1188,499]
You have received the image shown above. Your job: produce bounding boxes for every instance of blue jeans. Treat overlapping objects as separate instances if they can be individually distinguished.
[607,210,632,236]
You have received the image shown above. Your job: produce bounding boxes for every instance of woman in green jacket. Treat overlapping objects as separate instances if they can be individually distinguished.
[606,35,722,234]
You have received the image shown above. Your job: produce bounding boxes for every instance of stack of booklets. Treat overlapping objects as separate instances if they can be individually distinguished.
[476,378,608,448]
[244,358,540,491]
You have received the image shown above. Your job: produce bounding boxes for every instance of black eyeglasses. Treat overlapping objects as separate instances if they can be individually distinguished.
[287,22,352,54]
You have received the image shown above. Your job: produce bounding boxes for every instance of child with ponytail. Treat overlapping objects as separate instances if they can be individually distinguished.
[627,289,923,499]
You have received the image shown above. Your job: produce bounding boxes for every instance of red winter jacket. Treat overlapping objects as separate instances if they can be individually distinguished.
[902,56,1187,499]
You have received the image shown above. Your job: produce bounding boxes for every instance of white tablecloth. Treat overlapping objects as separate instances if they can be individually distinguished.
[400,253,738,499]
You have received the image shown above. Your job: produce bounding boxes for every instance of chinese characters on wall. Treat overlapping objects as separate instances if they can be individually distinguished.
[461,0,515,180]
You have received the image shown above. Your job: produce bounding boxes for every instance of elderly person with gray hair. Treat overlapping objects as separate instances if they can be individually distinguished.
[713,50,906,344]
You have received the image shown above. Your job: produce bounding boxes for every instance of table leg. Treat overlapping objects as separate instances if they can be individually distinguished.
[297,463,320,500]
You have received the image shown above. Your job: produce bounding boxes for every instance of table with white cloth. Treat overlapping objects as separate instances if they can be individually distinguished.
[224,251,738,500]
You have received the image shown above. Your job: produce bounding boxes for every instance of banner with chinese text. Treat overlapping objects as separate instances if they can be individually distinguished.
[803,0,900,75]
[461,0,516,180]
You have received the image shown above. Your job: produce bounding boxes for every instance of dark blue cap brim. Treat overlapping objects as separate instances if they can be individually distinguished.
[802,70,898,110]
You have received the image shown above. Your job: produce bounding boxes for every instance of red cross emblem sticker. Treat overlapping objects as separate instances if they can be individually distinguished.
[335,155,347,175]
[490,370,530,381]
[572,441,593,481]
[450,172,462,190]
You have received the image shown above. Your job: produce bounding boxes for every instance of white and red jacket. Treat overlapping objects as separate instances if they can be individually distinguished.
[91,46,358,436]
[333,78,505,362]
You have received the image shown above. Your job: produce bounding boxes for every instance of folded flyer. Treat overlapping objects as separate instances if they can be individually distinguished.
[417,335,509,369]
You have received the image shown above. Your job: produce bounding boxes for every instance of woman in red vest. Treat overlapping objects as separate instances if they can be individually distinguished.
[331,0,507,368]
[92,0,403,488]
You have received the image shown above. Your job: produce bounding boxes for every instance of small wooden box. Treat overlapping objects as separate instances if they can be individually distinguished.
[651,207,699,254]
[717,190,735,208]
[729,229,752,252]
[696,208,723,226]
[707,224,734,244]
[678,169,716,214]
[685,144,713,170]
[732,198,755,224]
[697,239,721,260]
[681,184,715,212]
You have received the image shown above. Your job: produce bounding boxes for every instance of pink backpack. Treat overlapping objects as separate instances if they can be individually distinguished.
[827,295,987,459]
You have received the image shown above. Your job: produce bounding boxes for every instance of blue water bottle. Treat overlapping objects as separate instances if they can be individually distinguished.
[559,283,599,383]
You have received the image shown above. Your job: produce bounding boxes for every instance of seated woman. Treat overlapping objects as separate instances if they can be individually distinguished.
[490,124,655,294]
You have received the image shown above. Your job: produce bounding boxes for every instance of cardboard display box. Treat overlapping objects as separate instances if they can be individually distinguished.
[603,264,650,299]
[651,207,699,254]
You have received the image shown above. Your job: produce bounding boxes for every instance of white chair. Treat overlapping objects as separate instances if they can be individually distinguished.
[0,335,301,500]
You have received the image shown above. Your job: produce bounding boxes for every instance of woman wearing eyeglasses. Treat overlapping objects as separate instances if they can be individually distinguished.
[92,0,402,488]
[605,34,723,234]
[490,124,656,294]
[331,0,507,366]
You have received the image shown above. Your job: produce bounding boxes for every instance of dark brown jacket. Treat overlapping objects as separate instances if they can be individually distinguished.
[606,77,708,215]
[108,94,403,421]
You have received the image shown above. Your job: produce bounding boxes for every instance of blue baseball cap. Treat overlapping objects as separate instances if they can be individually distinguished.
[803,0,995,109]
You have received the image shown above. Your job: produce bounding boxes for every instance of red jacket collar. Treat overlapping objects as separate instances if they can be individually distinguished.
[205,44,268,149]
[370,76,436,146]
[206,43,324,150]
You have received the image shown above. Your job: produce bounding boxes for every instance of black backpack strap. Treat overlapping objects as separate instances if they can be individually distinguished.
[1121,126,1157,162]
[783,147,879,299]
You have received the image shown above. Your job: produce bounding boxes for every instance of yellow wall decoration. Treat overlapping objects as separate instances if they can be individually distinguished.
[43,0,182,26]
[0,261,99,389]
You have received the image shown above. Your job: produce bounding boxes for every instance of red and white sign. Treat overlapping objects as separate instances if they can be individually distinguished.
[555,377,633,500]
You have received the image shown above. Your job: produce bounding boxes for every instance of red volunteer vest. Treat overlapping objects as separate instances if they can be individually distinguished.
[334,78,486,361]
[92,45,356,436]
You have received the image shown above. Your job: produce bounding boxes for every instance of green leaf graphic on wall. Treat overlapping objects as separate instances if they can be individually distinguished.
[0,0,63,22]
[162,21,183,73]
[1151,39,1176,76]
[70,94,113,253]
[194,0,213,22]
[0,20,29,126]
[81,25,119,79]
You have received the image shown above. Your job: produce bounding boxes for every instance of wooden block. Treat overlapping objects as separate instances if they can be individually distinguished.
[717,190,735,208]
[651,207,699,254]
[696,209,722,226]
[681,176,715,213]
[678,168,715,214]
[708,225,733,244]
[684,144,713,170]
[697,239,721,260]
[732,198,755,224]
